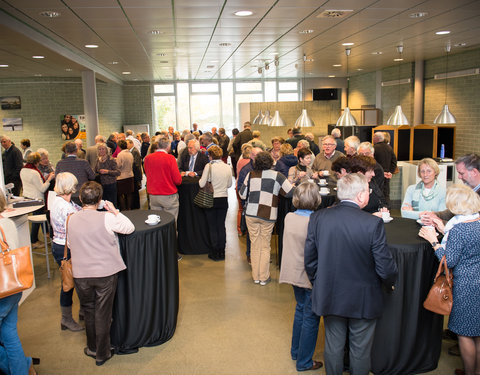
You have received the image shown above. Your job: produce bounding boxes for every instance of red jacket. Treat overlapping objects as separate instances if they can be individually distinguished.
[144,151,182,195]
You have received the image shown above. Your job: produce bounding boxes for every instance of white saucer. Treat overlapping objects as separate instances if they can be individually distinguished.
[318,183,327,187]
[145,219,160,225]
[383,217,394,223]
[319,191,330,195]
[416,219,424,225]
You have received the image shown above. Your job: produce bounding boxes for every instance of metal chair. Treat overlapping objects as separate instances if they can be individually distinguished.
[28,214,51,278]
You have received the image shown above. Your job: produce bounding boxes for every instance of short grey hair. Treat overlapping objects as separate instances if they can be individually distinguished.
[157,136,170,150]
[95,135,105,143]
[126,129,134,136]
[373,132,384,143]
[304,133,315,141]
[54,172,78,195]
[1,135,11,141]
[322,135,337,146]
[65,142,77,154]
[188,139,200,151]
[201,132,213,143]
[344,136,360,150]
[292,182,321,211]
[455,153,480,172]
[184,133,195,144]
[358,142,374,155]
[337,173,369,201]
[37,148,49,158]
[331,128,341,138]
[297,139,310,149]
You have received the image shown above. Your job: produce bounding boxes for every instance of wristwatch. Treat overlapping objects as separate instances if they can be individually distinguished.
[431,241,439,247]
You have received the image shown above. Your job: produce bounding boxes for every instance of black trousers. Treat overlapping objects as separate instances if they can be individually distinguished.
[74,274,118,361]
[204,197,228,259]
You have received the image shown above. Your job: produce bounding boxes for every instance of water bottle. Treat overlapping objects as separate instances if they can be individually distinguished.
[440,144,445,159]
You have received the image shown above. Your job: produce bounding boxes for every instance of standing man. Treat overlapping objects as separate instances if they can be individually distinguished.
[55,141,95,204]
[312,135,345,182]
[305,173,397,375]
[232,121,253,163]
[126,130,141,153]
[191,123,203,135]
[217,128,230,163]
[1,135,23,196]
[200,133,215,156]
[140,132,150,160]
[373,132,397,206]
[358,142,385,191]
[127,139,143,209]
[344,136,360,157]
[178,140,208,177]
[144,137,182,221]
[331,128,344,153]
[86,135,106,169]
[211,127,221,143]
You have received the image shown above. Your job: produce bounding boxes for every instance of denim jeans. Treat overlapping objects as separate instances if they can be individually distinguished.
[0,293,32,375]
[51,242,74,307]
[291,286,320,371]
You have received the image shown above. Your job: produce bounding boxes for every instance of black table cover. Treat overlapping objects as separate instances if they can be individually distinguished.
[371,217,443,375]
[177,176,212,254]
[111,210,179,353]
[276,184,337,265]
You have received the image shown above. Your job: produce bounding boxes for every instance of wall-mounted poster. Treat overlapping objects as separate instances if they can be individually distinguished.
[2,118,23,131]
[1,96,21,110]
[61,114,86,140]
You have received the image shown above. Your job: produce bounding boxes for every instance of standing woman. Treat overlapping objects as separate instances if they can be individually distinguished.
[199,145,232,261]
[280,182,323,371]
[20,152,55,249]
[115,140,134,211]
[419,184,480,375]
[20,139,32,163]
[68,182,134,366]
[94,143,120,206]
[49,172,83,332]
[240,151,294,285]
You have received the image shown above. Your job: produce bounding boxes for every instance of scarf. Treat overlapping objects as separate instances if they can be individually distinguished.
[23,163,48,203]
[441,213,480,246]
[411,180,441,211]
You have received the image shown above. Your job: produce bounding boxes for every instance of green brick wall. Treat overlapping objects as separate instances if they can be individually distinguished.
[349,71,376,108]
[123,83,153,132]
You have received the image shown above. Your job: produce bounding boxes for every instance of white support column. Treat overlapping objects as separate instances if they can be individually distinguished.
[414,60,425,126]
[82,70,99,147]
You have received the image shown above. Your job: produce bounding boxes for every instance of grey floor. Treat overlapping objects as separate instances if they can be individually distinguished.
[18,187,463,374]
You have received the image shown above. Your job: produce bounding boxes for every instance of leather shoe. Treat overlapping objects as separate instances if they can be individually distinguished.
[448,343,461,356]
[304,361,323,371]
[96,351,114,366]
[454,369,465,375]
[84,347,96,359]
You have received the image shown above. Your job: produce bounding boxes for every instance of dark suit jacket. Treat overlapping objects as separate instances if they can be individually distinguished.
[178,150,209,176]
[232,128,253,158]
[374,141,397,173]
[305,201,398,319]
[55,156,95,195]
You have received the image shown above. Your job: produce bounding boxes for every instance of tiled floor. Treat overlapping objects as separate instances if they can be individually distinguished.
[18,187,462,374]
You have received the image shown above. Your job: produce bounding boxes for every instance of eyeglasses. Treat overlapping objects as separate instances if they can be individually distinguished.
[322,143,336,147]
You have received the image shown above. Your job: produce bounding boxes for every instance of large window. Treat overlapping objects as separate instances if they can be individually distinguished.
[153,80,300,132]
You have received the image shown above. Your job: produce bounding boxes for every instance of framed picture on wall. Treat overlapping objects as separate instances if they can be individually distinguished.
[0,96,21,110]
[2,117,23,131]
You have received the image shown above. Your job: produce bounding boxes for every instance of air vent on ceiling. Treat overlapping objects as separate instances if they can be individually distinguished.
[434,68,479,80]
[381,78,411,87]
[206,65,215,69]
[317,9,353,18]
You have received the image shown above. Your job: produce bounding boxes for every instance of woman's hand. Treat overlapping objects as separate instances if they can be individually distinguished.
[419,211,438,226]
[432,217,445,234]
[402,203,413,211]
[298,171,307,178]
[99,169,109,175]
[419,227,438,244]
[47,172,55,181]
[104,200,119,215]
[312,172,319,180]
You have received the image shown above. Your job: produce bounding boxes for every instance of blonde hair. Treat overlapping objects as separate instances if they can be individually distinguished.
[241,143,252,159]
[54,172,78,195]
[280,143,294,156]
[417,158,440,178]
[252,130,261,138]
[26,152,41,165]
[446,184,480,215]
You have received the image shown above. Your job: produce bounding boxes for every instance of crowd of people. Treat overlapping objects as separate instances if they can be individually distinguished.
[1,124,479,374]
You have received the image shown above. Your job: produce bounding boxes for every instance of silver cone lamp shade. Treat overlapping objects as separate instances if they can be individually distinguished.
[259,110,271,125]
[434,104,456,124]
[295,109,314,127]
[387,105,409,125]
[252,110,263,125]
[269,110,286,127]
[336,107,357,126]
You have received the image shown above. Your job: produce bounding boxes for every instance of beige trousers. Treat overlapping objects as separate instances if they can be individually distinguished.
[245,216,275,282]
[149,193,179,222]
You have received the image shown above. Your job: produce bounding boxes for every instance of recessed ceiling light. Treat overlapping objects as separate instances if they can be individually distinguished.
[210,60,219,63]
[305,58,314,62]
[356,68,363,71]
[234,10,253,17]
[342,42,354,46]
[34,74,42,77]
[394,58,404,61]
[299,29,314,34]
[32,55,45,59]
[219,42,231,47]
[40,10,60,18]
[454,42,467,47]
[157,53,167,57]
[85,44,98,48]
[65,68,73,71]
[109,61,119,65]
[333,64,342,67]
[409,12,428,18]
[122,71,131,75]
[149,30,164,35]
[371,51,382,55]
[328,75,335,78]
[435,31,450,35]
[0,64,9,68]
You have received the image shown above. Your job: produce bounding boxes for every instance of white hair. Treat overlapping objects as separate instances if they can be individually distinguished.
[337,173,369,201]
[331,128,341,138]
[373,132,384,143]
[344,136,360,150]
[358,142,374,155]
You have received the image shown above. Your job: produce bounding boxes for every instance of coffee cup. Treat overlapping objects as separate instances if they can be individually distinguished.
[307,179,314,183]
[424,225,436,234]
[319,179,327,185]
[320,187,329,194]
[148,214,160,222]
[322,170,330,176]
[381,212,391,221]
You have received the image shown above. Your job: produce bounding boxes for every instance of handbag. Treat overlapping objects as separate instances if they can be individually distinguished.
[59,215,74,292]
[194,163,214,209]
[423,255,453,315]
[0,225,34,298]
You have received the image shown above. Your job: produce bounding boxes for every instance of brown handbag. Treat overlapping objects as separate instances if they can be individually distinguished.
[59,215,74,292]
[423,255,453,315]
[0,225,34,298]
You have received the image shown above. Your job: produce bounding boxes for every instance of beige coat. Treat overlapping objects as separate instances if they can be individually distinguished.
[279,212,312,289]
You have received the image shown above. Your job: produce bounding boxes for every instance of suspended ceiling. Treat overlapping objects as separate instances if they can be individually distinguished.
[0,0,479,83]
